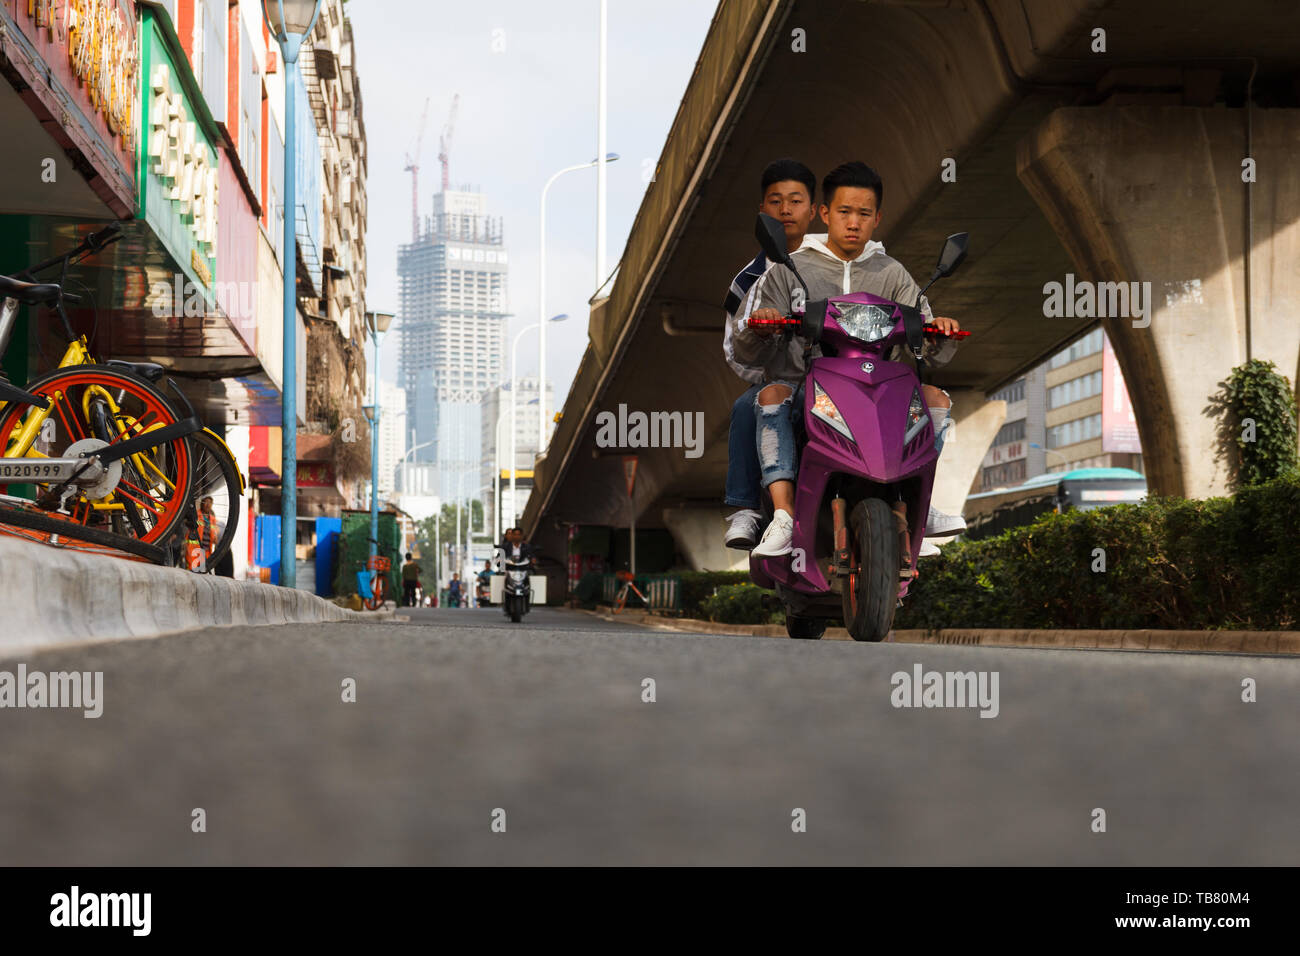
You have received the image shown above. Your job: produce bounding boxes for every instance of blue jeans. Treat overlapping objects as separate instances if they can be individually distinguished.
[724,385,762,509]
[756,380,802,488]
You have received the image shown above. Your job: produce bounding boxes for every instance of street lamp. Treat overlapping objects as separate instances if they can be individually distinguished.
[264,0,323,589]
[539,154,619,455]
[511,314,567,531]
[366,310,396,560]
[1029,442,1070,472]
[399,435,435,495]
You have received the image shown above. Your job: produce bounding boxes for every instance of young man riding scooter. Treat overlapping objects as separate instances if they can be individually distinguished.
[734,161,965,559]
[721,159,821,551]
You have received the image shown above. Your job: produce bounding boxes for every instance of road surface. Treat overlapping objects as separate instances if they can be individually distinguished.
[1,605,1296,864]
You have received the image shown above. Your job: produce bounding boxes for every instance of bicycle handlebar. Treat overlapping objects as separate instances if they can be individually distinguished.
[19,223,123,280]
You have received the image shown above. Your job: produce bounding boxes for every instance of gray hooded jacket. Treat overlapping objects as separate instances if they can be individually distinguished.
[733,237,958,383]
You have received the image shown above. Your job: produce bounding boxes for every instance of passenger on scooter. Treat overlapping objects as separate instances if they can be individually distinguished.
[499,527,535,565]
[721,158,823,552]
[734,161,965,558]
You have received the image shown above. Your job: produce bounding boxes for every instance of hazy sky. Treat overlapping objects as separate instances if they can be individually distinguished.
[347,0,717,404]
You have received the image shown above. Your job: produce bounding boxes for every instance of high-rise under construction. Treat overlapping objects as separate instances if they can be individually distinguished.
[396,189,508,502]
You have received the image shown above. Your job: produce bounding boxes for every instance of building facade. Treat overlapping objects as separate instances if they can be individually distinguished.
[975,325,1144,495]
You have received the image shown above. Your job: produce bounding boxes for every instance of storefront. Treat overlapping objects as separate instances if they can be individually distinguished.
[0,0,139,386]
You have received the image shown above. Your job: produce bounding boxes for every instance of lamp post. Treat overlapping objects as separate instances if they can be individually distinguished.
[365,310,395,560]
[1029,442,1070,472]
[597,0,609,289]
[511,314,567,531]
[539,154,618,454]
[493,407,508,544]
[399,434,435,495]
[264,0,323,589]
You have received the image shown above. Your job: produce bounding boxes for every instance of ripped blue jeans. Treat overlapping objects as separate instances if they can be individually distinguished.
[757,381,952,488]
[755,380,802,488]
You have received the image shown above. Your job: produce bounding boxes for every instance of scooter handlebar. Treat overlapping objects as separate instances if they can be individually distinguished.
[746,316,971,338]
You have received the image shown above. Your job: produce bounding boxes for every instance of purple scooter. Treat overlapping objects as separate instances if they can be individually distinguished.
[747,213,970,642]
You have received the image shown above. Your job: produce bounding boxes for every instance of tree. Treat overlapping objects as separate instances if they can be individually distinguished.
[413,500,489,561]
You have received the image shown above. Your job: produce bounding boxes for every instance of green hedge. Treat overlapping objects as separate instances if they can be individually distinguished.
[671,570,752,617]
[700,583,783,625]
[896,471,1300,630]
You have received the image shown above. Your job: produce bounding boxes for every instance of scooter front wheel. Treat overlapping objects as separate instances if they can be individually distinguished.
[842,498,899,642]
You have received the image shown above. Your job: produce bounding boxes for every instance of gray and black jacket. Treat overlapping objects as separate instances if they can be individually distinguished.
[733,237,958,383]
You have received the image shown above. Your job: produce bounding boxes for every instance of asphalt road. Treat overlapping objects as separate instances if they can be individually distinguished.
[1,605,1297,865]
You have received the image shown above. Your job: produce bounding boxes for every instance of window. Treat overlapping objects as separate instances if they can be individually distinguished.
[1048,370,1102,409]
[1047,413,1102,449]
[992,379,1025,403]
[981,459,1027,489]
[993,419,1026,445]
[239,20,260,203]
[193,0,227,121]
[1049,327,1104,369]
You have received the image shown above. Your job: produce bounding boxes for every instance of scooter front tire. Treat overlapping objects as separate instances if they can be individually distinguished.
[842,497,899,642]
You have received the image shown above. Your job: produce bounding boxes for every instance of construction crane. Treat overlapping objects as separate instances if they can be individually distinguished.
[438,93,459,193]
[403,97,431,241]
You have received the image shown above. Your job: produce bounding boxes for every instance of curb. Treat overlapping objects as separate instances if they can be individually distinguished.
[576,608,1300,655]
[0,534,381,654]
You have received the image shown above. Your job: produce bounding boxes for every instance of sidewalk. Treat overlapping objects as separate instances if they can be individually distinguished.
[578,608,1300,655]
[0,534,386,654]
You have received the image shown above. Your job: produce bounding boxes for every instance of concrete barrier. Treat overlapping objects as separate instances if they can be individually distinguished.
[0,534,379,654]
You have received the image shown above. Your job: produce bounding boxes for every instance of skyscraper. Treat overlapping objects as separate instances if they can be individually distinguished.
[396,189,508,501]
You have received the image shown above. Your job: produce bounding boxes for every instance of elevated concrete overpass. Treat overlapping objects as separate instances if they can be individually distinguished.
[525,0,1300,574]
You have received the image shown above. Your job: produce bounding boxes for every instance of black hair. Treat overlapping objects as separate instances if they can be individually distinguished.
[760,158,816,200]
[406,552,412,560]
[822,161,883,209]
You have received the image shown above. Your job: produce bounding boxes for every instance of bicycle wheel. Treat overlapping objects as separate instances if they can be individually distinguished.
[0,365,194,549]
[175,428,243,573]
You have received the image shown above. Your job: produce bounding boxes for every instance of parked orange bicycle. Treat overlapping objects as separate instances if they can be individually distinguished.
[612,569,648,614]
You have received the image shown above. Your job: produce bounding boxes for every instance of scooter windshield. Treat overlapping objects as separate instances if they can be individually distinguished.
[828,298,897,345]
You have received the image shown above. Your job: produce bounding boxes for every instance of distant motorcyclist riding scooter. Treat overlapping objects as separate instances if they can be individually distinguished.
[735,162,971,642]
[497,527,535,623]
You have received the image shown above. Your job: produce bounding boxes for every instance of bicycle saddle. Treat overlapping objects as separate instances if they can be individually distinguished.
[103,359,166,383]
[0,274,62,305]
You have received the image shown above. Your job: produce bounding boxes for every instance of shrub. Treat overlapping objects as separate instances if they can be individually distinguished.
[896,471,1300,630]
[672,570,752,617]
[700,583,782,625]
[1220,359,1299,488]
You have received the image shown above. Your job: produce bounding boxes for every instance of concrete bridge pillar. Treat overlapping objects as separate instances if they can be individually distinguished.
[1018,106,1300,498]
[662,505,748,572]
[932,396,1008,520]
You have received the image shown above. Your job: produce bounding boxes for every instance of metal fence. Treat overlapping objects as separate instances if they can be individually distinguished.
[600,573,682,613]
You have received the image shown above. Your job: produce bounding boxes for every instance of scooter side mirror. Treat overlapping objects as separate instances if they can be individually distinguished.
[755,213,793,267]
[935,232,969,277]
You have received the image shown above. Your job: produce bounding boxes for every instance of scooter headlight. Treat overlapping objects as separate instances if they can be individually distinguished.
[905,388,928,443]
[811,381,855,443]
[833,302,896,344]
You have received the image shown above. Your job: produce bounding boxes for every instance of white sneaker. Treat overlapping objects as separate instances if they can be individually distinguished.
[724,509,763,551]
[925,505,966,537]
[919,539,941,558]
[751,509,794,557]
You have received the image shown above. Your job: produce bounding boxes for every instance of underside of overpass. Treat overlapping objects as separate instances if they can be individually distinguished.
[525,0,1300,574]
